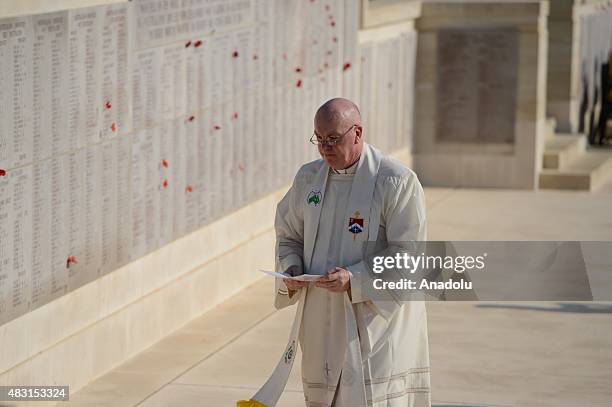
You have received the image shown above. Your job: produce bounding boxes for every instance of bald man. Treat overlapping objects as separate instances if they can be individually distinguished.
[243,98,430,407]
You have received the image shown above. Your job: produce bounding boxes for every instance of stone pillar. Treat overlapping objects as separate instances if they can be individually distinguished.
[547,0,580,133]
[413,1,549,189]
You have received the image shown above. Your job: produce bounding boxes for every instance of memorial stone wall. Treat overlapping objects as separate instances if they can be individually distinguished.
[0,0,370,327]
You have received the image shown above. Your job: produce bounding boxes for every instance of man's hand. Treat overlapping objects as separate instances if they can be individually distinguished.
[283,265,307,295]
[315,267,351,293]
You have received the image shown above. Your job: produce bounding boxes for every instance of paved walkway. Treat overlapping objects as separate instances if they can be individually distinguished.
[63,185,612,406]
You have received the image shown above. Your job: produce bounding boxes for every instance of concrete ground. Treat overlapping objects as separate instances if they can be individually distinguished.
[62,184,612,407]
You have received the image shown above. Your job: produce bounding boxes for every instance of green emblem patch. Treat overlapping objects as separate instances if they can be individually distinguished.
[307,190,322,206]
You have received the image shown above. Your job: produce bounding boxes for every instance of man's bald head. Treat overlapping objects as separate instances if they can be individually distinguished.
[313,98,364,170]
[314,98,362,130]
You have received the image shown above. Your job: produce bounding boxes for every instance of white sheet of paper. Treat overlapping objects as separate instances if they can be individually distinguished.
[259,269,322,282]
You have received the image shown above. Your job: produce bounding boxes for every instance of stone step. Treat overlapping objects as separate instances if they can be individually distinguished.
[539,150,612,190]
[542,133,586,169]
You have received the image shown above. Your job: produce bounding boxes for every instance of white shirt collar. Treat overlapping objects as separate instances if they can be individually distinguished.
[331,158,359,174]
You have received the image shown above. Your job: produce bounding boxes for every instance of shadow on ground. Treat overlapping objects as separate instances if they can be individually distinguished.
[434,403,511,407]
[475,302,612,314]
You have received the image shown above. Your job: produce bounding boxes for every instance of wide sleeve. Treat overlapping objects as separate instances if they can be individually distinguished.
[347,172,427,319]
[273,175,305,309]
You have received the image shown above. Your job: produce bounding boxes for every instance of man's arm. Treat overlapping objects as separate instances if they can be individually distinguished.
[347,171,427,319]
[274,176,306,309]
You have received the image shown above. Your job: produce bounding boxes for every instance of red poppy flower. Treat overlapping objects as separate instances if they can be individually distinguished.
[67,256,78,267]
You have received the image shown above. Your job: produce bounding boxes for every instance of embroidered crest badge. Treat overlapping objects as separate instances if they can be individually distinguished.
[283,340,296,364]
[348,210,364,239]
[307,190,322,206]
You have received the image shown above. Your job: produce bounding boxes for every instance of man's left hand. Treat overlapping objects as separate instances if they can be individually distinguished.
[315,267,351,293]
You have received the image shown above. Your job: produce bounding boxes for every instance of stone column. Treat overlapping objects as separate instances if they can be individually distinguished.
[547,0,580,133]
[414,1,549,189]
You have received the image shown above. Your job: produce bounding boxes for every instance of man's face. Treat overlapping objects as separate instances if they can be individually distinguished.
[314,120,362,170]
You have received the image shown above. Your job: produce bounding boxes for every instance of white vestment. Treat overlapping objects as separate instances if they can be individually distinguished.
[272,144,430,407]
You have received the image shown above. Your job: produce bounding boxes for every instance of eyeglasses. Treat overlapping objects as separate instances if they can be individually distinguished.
[310,124,358,146]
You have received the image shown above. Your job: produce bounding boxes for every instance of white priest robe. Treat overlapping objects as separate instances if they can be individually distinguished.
[272,143,430,407]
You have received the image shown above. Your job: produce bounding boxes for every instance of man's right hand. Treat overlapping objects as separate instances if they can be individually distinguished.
[283,265,307,295]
